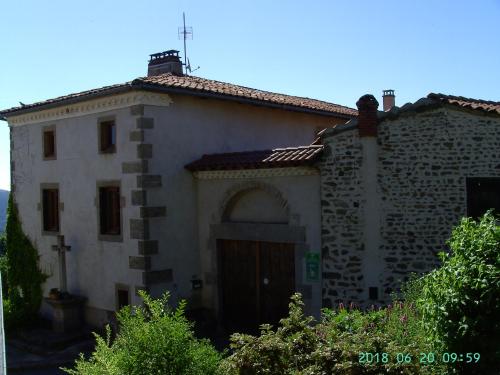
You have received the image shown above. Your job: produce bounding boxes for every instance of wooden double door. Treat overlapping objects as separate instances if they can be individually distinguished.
[218,239,295,333]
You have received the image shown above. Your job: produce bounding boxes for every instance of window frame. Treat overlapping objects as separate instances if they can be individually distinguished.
[40,183,60,235]
[42,126,57,160]
[98,117,117,154]
[97,181,123,242]
[115,283,130,311]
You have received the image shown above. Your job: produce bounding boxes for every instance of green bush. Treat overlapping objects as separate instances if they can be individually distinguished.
[412,211,500,373]
[4,193,46,330]
[64,291,221,375]
[219,294,444,375]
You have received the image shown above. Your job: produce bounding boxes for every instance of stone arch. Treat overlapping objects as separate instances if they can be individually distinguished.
[219,181,290,224]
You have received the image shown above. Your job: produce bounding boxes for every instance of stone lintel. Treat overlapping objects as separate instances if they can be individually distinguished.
[138,240,159,255]
[142,269,173,285]
[131,190,147,206]
[140,206,166,218]
[136,117,154,129]
[137,144,153,159]
[129,256,151,270]
[130,219,150,239]
[122,160,148,174]
[137,175,162,188]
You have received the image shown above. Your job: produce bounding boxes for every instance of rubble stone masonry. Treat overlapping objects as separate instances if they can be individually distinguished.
[320,107,500,308]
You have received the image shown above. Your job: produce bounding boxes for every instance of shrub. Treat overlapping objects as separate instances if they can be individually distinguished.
[64,291,221,375]
[4,193,46,329]
[412,211,500,373]
[219,294,444,375]
[219,294,318,375]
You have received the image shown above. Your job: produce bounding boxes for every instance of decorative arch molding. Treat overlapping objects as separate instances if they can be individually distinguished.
[218,180,290,224]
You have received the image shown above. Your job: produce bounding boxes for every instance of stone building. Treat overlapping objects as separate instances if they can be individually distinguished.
[1,49,499,331]
[0,50,355,329]
[319,93,500,307]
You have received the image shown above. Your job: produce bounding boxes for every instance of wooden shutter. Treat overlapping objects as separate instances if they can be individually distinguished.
[43,131,55,158]
[43,189,59,232]
[99,186,121,235]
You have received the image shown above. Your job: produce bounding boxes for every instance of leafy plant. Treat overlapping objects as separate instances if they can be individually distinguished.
[4,193,46,329]
[412,211,500,372]
[64,291,221,375]
[220,294,443,374]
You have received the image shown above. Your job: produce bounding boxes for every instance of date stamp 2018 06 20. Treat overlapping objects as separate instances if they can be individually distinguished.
[358,352,480,365]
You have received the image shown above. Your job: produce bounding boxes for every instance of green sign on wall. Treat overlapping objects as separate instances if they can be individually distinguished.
[305,252,320,282]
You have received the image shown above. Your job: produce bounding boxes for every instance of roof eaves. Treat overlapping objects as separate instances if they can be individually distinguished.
[134,80,356,119]
[0,83,136,120]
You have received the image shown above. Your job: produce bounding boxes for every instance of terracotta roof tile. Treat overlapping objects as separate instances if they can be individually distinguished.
[427,93,500,115]
[0,73,357,119]
[137,74,357,117]
[185,145,323,171]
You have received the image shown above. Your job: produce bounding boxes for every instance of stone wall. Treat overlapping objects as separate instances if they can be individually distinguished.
[319,124,365,307]
[320,107,500,308]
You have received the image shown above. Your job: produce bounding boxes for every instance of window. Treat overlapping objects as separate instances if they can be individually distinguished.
[99,186,121,235]
[466,178,500,218]
[43,129,56,159]
[116,287,130,310]
[42,188,59,232]
[99,120,116,153]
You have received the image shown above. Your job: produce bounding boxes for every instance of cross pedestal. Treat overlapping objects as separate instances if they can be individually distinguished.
[46,235,86,333]
[52,235,70,295]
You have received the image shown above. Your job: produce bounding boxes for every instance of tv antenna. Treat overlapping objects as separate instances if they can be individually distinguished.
[178,12,200,75]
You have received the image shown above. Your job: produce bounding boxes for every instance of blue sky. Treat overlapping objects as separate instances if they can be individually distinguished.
[1,0,499,191]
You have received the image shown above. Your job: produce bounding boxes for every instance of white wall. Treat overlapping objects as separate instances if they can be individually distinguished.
[145,94,334,307]
[10,107,143,318]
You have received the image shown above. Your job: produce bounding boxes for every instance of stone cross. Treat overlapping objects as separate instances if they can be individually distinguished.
[52,235,71,294]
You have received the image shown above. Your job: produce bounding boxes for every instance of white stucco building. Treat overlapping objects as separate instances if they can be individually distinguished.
[0,50,355,329]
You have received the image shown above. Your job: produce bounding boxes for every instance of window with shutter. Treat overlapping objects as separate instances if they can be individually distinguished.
[42,188,59,232]
[99,120,116,153]
[43,129,56,159]
[99,186,121,235]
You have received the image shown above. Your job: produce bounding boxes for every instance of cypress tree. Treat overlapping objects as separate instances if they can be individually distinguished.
[5,192,46,323]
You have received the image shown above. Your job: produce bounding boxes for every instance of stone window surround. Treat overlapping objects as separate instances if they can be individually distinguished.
[96,180,124,242]
[97,115,117,154]
[40,183,61,237]
[207,222,313,321]
[42,124,57,161]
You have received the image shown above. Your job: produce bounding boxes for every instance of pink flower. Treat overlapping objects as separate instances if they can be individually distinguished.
[339,302,345,310]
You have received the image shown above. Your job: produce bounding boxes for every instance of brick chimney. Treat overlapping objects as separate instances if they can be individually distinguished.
[147,50,183,77]
[382,89,395,112]
[356,94,379,137]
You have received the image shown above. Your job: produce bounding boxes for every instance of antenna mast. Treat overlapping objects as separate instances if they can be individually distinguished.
[178,12,198,75]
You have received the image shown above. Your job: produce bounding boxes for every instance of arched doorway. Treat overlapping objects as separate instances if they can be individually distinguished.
[217,186,296,333]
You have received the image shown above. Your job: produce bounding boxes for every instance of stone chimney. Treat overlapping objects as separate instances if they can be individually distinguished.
[356,94,379,137]
[147,50,183,77]
[382,89,395,112]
